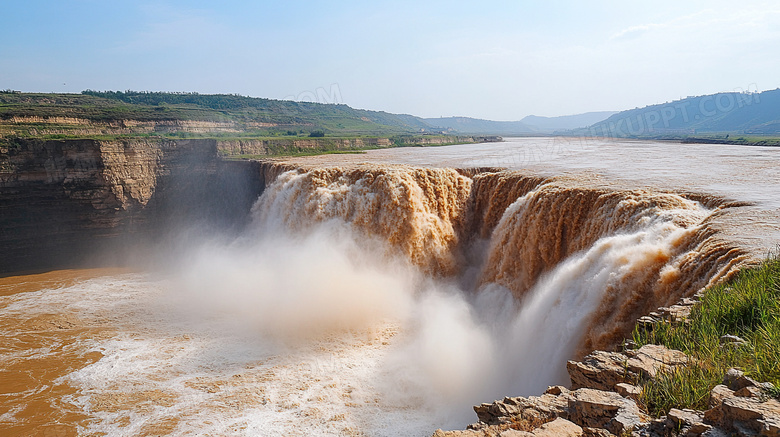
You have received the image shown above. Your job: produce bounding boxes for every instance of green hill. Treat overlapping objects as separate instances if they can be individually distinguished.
[425,111,617,135]
[520,111,617,132]
[588,89,780,137]
[0,90,433,137]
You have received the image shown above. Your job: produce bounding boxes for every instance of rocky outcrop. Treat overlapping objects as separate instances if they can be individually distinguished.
[0,138,266,273]
[567,351,630,391]
[626,345,691,380]
[533,418,584,436]
[636,297,698,329]
[436,353,780,437]
[717,397,780,435]
[433,417,584,437]
[474,391,571,426]
[635,371,780,436]
[702,369,780,436]
[566,345,690,393]
[435,385,648,437]
[568,388,648,434]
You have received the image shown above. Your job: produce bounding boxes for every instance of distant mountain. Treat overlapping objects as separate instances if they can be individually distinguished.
[587,89,780,137]
[424,111,617,135]
[521,111,617,132]
[423,117,535,135]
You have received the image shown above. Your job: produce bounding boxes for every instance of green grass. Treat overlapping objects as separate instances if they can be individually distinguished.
[633,254,780,416]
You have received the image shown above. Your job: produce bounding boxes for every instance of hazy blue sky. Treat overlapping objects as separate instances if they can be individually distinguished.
[3,1,779,120]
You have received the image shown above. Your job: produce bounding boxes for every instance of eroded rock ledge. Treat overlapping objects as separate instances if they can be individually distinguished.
[434,345,779,437]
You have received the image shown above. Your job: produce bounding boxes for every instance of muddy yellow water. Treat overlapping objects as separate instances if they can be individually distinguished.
[0,269,127,297]
[0,267,411,436]
[0,269,122,437]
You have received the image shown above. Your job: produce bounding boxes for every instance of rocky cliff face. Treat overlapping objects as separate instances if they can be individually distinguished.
[0,138,265,273]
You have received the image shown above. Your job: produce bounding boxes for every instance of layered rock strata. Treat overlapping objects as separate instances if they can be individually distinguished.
[0,138,265,273]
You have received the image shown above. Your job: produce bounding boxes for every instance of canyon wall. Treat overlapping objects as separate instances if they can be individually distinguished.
[0,138,265,273]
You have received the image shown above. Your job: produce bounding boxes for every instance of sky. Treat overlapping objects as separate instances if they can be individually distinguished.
[2,1,780,120]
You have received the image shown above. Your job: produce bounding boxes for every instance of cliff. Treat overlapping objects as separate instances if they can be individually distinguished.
[0,138,265,273]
